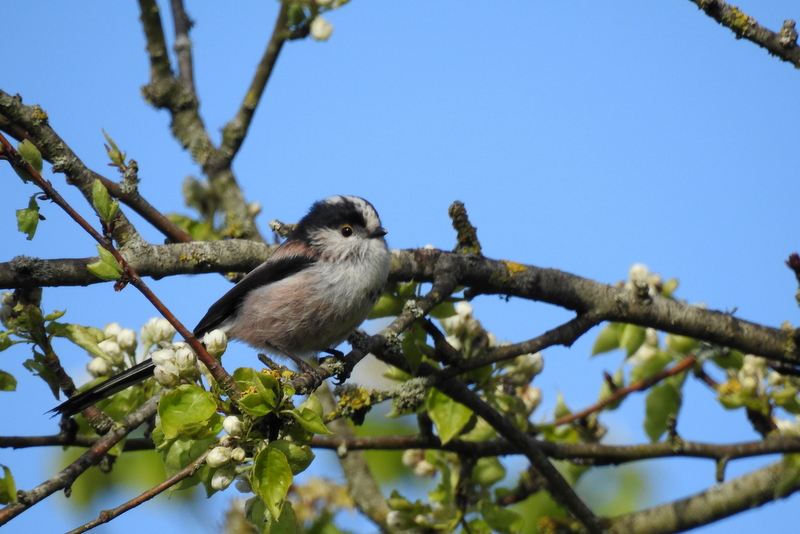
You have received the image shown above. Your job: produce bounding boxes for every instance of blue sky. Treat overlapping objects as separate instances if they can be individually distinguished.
[2,1,799,533]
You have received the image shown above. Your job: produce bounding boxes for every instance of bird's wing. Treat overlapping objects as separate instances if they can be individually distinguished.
[192,253,316,337]
[49,358,157,417]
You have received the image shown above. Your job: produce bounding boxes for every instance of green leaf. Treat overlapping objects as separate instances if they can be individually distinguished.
[472,457,506,487]
[268,440,315,475]
[43,309,66,322]
[251,447,293,520]
[0,464,16,504]
[661,277,679,298]
[711,349,745,371]
[86,245,123,281]
[664,333,699,355]
[620,324,647,358]
[51,323,108,359]
[0,370,17,391]
[479,502,523,534]
[429,300,457,319]
[92,179,119,223]
[160,434,217,491]
[14,140,42,182]
[630,351,674,383]
[0,332,12,352]
[427,388,472,444]
[644,373,686,442]
[103,129,126,167]
[265,501,298,534]
[775,453,800,498]
[158,385,218,440]
[23,351,60,398]
[368,292,404,319]
[16,194,40,240]
[466,518,492,534]
[591,322,621,356]
[284,407,332,435]
[233,367,281,417]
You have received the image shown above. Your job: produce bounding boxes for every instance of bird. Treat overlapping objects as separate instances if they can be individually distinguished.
[52,195,391,417]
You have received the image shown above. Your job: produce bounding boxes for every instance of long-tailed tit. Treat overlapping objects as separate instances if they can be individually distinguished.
[52,196,391,416]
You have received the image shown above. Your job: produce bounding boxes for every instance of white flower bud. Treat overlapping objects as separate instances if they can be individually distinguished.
[401,449,424,468]
[740,376,757,393]
[211,467,235,491]
[153,319,176,344]
[776,417,800,437]
[98,339,124,365]
[87,356,111,377]
[644,328,659,347]
[174,345,198,377]
[1,306,14,328]
[1,292,14,307]
[455,301,473,318]
[519,385,542,415]
[423,244,435,250]
[103,322,122,339]
[386,511,408,529]
[413,459,436,477]
[223,415,244,437]
[207,446,233,468]
[310,16,334,41]
[231,447,246,463]
[117,328,137,352]
[140,317,159,346]
[628,263,650,285]
[486,332,497,348]
[153,361,180,388]
[151,347,176,367]
[517,352,544,377]
[203,329,228,358]
[445,335,463,352]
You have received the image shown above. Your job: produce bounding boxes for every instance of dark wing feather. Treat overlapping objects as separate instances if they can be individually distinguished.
[49,359,156,417]
[193,253,316,337]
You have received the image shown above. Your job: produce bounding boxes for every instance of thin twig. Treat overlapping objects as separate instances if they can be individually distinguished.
[64,449,209,534]
[169,0,195,92]
[0,393,161,525]
[549,355,697,427]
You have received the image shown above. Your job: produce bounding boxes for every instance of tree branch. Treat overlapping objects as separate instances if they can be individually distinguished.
[0,393,161,525]
[688,0,800,67]
[64,449,209,534]
[609,458,800,533]
[219,3,290,163]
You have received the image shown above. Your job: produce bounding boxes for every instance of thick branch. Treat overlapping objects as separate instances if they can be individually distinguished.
[609,458,800,534]
[689,1,800,67]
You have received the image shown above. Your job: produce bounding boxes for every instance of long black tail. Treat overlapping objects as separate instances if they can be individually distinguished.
[49,359,157,417]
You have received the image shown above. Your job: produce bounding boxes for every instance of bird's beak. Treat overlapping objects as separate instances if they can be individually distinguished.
[370,227,388,238]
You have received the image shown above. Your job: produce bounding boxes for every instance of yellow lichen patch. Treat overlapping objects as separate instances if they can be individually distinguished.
[728,6,756,36]
[31,106,49,124]
[338,386,373,411]
[500,260,527,275]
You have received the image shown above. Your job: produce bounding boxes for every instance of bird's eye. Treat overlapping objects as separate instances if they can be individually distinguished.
[341,225,354,237]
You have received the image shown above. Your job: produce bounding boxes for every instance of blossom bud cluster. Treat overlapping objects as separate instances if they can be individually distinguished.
[624,263,663,298]
[206,415,248,491]
[0,292,15,329]
[627,327,660,366]
[440,301,495,358]
[87,322,139,378]
[150,341,199,388]
[737,354,767,395]
[140,317,177,355]
[401,449,437,477]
